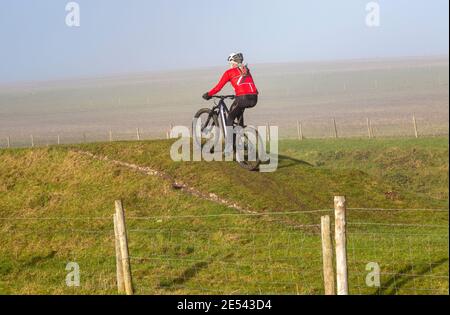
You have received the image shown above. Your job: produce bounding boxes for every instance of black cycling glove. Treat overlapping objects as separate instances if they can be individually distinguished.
[202,92,212,100]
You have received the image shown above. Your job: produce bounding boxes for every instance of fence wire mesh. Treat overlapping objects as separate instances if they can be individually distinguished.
[1,207,447,295]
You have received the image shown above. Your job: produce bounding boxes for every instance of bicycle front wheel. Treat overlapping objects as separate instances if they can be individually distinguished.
[192,108,220,148]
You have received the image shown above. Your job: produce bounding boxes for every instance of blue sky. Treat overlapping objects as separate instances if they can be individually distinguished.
[0,0,448,83]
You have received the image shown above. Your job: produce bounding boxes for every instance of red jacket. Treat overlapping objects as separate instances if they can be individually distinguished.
[208,66,258,97]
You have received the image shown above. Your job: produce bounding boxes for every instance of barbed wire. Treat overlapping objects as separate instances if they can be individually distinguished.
[347,222,448,228]
[349,285,447,294]
[347,207,449,212]
[350,271,448,279]
[1,113,448,150]
[129,255,324,266]
[1,204,448,295]
[0,206,448,221]
[347,231,449,237]
[0,216,112,221]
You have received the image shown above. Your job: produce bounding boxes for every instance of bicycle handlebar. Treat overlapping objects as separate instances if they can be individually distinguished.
[211,95,235,100]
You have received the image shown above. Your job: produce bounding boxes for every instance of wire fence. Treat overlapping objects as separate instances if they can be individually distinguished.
[1,60,448,148]
[346,221,448,295]
[0,203,448,295]
[0,114,448,149]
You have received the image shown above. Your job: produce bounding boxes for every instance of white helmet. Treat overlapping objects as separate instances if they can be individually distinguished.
[227,52,244,64]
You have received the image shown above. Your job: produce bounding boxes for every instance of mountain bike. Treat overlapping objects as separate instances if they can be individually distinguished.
[193,95,263,171]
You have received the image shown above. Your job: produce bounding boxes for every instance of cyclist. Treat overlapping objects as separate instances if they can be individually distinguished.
[202,52,259,128]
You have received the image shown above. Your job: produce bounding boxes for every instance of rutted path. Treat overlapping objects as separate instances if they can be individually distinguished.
[73,150,323,232]
[73,150,258,215]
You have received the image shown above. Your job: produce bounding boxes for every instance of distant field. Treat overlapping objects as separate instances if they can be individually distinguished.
[0,56,448,145]
[0,137,448,294]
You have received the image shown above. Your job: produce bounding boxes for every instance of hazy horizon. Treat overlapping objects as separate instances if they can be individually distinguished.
[1,56,448,143]
[1,54,448,87]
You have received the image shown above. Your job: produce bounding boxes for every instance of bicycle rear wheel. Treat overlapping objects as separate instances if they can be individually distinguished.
[235,126,262,171]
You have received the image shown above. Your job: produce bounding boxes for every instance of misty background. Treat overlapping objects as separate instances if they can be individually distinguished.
[0,0,448,83]
[0,1,448,145]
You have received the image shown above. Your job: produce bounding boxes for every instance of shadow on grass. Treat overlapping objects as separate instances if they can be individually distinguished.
[276,154,313,170]
[158,261,210,290]
[376,257,448,295]
[158,252,234,291]
[21,250,57,268]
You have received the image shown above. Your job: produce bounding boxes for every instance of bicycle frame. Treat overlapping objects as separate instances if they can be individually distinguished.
[215,99,230,138]
[200,95,237,142]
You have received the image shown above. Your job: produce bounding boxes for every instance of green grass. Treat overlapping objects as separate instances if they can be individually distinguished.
[0,137,448,294]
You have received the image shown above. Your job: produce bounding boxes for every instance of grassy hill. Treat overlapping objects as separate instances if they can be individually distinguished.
[0,137,448,294]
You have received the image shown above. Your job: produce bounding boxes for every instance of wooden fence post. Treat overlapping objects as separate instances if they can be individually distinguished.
[136,128,141,141]
[334,196,348,295]
[115,200,133,295]
[6,136,10,148]
[366,118,373,139]
[297,121,303,141]
[57,135,61,145]
[321,215,336,295]
[31,135,34,148]
[333,118,338,138]
[113,213,125,293]
[412,114,419,138]
[167,124,173,139]
[109,130,113,142]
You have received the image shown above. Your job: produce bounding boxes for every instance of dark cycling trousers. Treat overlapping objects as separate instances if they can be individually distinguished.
[226,94,258,127]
